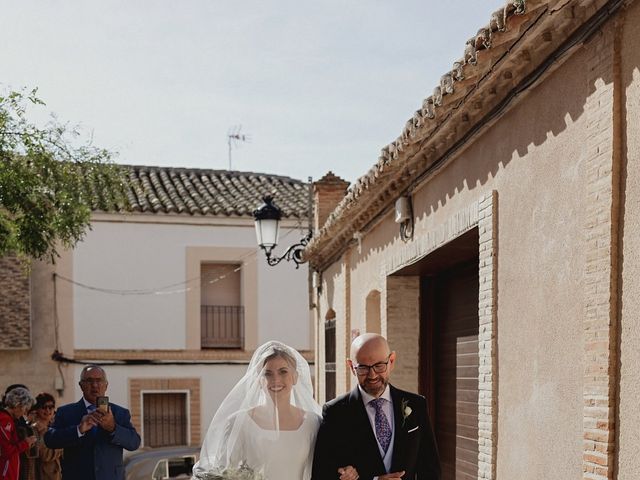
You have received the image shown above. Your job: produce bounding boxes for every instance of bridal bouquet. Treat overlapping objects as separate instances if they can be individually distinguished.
[193,462,265,480]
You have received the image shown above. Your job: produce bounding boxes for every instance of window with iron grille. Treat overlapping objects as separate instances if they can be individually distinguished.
[143,392,188,447]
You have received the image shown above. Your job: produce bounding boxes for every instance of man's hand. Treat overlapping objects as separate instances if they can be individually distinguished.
[338,465,359,480]
[25,435,37,446]
[94,408,116,433]
[378,472,405,479]
[78,414,98,434]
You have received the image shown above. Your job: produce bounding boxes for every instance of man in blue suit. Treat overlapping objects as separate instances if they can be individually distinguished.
[45,365,141,480]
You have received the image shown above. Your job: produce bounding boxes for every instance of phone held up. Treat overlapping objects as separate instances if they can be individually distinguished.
[97,396,109,413]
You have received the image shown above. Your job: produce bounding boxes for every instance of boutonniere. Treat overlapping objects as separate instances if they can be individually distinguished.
[401,398,412,427]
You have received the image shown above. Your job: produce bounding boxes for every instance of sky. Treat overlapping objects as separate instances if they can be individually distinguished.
[1,1,506,184]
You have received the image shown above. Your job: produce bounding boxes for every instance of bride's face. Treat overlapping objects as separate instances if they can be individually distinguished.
[263,356,296,401]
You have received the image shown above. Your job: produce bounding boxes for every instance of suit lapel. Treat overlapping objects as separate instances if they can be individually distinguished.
[349,387,386,474]
[390,385,408,472]
[75,399,87,420]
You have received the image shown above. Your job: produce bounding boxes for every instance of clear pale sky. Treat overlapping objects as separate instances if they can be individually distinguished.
[2,1,506,184]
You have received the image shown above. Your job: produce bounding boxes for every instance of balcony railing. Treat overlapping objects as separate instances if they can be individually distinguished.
[201,305,244,349]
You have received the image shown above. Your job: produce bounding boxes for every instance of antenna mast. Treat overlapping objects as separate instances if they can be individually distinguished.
[227,126,251,170]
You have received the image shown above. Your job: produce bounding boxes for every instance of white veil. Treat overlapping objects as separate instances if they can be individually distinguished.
[193,341,321,479]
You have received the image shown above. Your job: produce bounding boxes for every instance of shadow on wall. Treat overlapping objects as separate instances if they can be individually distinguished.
[346,28,626,273]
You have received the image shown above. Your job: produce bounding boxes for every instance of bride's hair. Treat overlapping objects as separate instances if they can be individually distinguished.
[263,347,297,369]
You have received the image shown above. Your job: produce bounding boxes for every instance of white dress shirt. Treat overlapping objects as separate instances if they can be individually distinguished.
[359,385,395,475]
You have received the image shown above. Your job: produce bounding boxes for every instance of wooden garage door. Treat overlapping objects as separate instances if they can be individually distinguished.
[143,392,188,447]
[434,261,479,480]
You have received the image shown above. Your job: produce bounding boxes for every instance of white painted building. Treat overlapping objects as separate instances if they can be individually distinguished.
[4,165,312,449]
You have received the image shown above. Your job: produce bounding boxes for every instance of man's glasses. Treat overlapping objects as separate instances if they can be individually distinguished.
[352,354,391,376]
[80,379,106,385]
[42,404,55,410]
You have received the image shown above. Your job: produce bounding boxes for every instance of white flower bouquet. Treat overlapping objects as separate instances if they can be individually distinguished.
[193,462,265,480]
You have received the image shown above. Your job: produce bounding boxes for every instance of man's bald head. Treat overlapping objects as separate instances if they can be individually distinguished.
[349,333,395,397]
[350,333,390,361]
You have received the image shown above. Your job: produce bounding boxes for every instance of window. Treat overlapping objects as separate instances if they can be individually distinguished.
[200,263,244,348]
[143,392,188,447]
[152,455,196,480]
[325,310,336,401]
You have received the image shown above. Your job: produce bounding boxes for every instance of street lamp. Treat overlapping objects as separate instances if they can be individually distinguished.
[253,195,312,268]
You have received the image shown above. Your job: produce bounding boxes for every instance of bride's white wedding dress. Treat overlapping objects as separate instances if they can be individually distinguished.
[225,410,321,480]
[193,342,323,480]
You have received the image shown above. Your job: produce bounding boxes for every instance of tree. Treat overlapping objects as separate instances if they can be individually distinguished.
[0,88,127,262]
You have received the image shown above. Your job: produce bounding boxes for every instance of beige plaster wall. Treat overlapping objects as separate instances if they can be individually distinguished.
[317,24,610,479]
[617,2,640,477]
[349,214,395,337]
[483,50,588,480]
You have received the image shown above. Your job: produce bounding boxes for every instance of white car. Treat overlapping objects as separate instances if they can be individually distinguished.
[124,446,200,480]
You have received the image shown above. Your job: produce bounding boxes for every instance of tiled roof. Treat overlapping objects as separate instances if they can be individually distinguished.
[93,165,309,219]
[304,0,616,269]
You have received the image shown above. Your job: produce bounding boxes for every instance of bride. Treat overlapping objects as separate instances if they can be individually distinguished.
[192,341,358,480]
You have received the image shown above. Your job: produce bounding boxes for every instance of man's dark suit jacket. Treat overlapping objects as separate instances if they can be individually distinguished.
[44,399,141,480]
[312,385,440,480]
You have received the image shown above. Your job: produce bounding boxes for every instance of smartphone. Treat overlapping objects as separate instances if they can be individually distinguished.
[97,396,109,413]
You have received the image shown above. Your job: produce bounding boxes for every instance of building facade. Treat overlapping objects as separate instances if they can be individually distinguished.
[305,1,640,479]
[0,165,312,449]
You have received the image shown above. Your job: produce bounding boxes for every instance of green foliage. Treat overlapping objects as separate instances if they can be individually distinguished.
[0,88,127,262]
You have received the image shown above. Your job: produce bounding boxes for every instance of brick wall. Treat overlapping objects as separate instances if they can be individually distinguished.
[0,255,31,349]
[313,172,349,232]
[582,23,619,480]
[477,191,497,480]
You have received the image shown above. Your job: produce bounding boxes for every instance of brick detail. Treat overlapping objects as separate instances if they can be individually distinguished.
[129,378,201,446]
[582,24,619,480]
[0,256,31,349]
[313,172,350,232]
[477,191,497,480]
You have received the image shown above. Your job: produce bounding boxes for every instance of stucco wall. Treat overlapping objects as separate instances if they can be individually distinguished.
[72,219,310,351]
[316,23,613,479]
[617,1,640,477]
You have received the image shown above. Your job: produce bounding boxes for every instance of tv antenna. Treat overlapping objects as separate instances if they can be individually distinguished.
[227,126,251,170]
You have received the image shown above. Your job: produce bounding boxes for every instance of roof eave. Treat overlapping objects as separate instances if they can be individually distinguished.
[304,0,622,271]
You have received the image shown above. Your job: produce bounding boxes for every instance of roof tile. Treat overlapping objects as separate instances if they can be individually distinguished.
[94,165,309,219]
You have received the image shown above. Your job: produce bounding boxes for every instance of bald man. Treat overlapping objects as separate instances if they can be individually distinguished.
[312,334,440,480]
